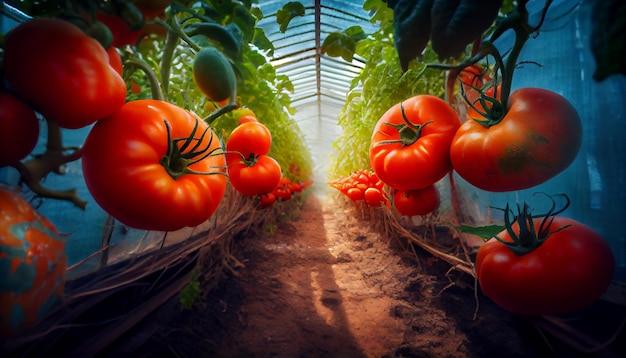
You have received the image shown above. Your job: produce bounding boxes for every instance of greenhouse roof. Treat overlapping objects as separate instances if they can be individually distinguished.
[256,0,379,178]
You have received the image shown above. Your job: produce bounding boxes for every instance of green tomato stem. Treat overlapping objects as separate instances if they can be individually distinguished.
[125,59,164,101]
[160,29,179,100]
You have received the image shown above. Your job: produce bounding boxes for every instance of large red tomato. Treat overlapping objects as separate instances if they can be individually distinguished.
[81,100,227,231]
[0,186,66,338]
[370,95,460,190]
[450,88,582,192]
[476,215,614,316]
[4,18,126,129]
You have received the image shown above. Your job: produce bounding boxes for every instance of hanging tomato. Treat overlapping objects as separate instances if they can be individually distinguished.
[3,18,127,129]
[82,100,228,231]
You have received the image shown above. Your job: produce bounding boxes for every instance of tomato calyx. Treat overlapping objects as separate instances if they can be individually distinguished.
[377,103,433,147]
[493,193,571,256]
[460,83,505,127]
[160,118,225,180]
[228,151,261,167]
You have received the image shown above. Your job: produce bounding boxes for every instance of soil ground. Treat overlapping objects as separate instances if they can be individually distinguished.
[129,188,625,358]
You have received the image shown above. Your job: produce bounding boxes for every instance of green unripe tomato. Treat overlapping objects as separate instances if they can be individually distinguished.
[192,46,236,102]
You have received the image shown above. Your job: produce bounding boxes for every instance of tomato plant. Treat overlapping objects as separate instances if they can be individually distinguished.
[475,199,615,316]
[0,186,66,338]
[392,185,440,217]
[0,92,40,167]
[81,100,227,231]
[3,18,127,129]
[370,95,460,190]
[228,155,282,197]
[450,88,582,192]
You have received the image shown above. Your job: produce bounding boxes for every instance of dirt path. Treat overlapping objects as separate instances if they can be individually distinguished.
[132,190,551,357]
[199,191,545,357]
[214,191,422,357]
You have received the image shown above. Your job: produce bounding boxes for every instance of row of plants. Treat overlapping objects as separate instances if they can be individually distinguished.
[325,0,621,318]
[0,0,313,339]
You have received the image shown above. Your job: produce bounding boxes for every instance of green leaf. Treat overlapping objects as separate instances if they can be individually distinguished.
[276,1,306,33]
[456,224,505,241]
[591,0,626,81]
[344,25,367,42]
[232,4,257,42]
[252,28,274,55]
[322,32,357,62]
[430,0,503,61]
[390,0,435,71]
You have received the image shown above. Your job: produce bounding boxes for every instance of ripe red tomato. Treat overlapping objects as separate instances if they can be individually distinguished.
[258,192,277,208]
[0,186,66,337]
[107,46,124,76]
[226,121,272,158]
[364,187,384,206]
[228,155,282,197]
[476,216,615,316]
[392,185,440,216]
[0,92,39,166]
[82,100,227,231]
[238,114,259,125]
[4,18,127,129]
[450,88,582,192]
[272,177,294,201]
[345,187,364,201]
[370,95,460,190]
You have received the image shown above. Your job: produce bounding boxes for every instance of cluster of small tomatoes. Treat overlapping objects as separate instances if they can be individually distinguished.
[328,169,440,217]
[225,112,312,209]
[328,169,386,207]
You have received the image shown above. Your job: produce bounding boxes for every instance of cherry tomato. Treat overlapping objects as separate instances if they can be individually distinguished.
[259,192,277,208]
[345,187,364,201]
[364,187,384,206]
